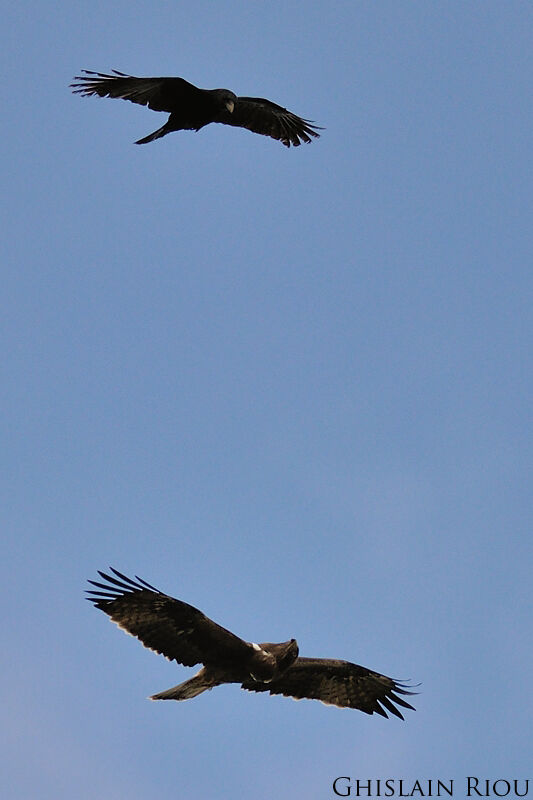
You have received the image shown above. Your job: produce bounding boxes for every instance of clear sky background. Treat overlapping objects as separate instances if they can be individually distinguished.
[2,2,531,798]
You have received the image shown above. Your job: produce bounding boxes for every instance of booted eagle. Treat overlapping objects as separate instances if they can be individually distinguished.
[86,569,416,718]
[71,70,322,147]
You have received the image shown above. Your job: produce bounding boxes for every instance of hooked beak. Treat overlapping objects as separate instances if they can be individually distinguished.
[225,99,235,113]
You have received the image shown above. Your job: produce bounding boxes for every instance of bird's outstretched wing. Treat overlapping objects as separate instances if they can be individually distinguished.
[70,71,200,113]
[241,657,416,718]
[218,96,322,147]
[87,568,253,668]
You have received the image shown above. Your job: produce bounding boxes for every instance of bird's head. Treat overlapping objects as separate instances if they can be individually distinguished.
[282,639,299,668]
[217,89,236,113]
[225,93,236,113]
[209,88,237,116]
[259,639,299,677]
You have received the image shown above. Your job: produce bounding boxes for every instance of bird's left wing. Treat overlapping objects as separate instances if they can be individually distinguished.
[241,657,416,718]
[71,71,200,113]
[87,568,253,668]
[217,96,322,147]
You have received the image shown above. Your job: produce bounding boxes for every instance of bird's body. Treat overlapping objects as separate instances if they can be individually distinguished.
[87,569,416,718]
[71,70,322,147]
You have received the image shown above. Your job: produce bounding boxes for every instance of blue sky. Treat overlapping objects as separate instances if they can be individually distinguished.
[2,2,532,798]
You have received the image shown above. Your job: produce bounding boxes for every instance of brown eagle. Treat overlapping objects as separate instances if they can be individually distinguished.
[86,569,416,718]
[70,70,322,147]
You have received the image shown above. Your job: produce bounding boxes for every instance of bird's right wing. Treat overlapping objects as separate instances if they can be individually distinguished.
[242,657,416,718]
[218,96,322,147]
[87,568,253,668]
[70,71,200,113]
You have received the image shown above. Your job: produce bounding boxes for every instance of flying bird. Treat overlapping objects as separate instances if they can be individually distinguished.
[70,70,322,147]
[86,568,416,718]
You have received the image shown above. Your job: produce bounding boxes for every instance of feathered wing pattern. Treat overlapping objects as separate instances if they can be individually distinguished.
[70,70,201,112]
[241,657,416,719]
[86,568,253,668]
[216,96,322,147]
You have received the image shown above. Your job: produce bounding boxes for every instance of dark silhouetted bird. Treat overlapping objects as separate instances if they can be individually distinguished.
[71,70,322,147]
[86,569,416,718]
